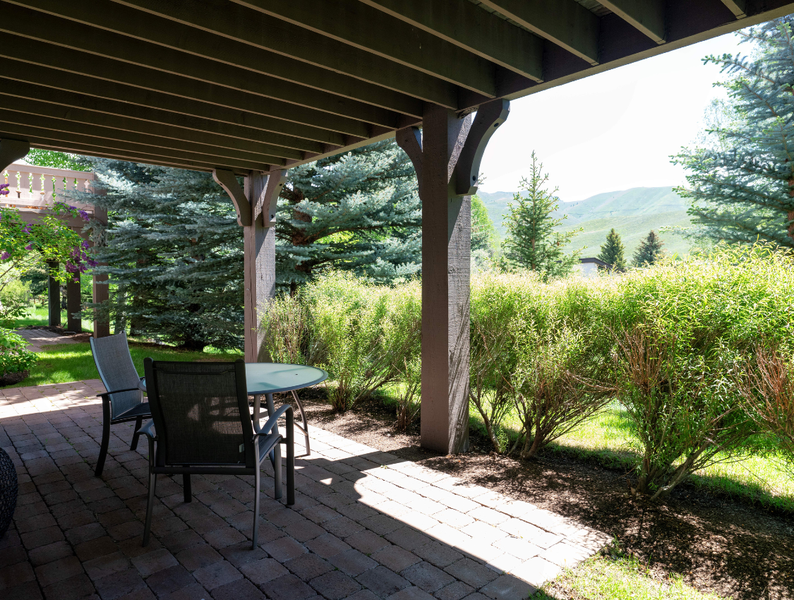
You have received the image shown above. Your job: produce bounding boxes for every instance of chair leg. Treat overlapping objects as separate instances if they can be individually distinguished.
[286,408,295,506]
[183,473,192,503]
[95,398,111,477]
[130,416,144,451]
[143,471,157,546]
[266,393,283,500]
[252,464,261,549]
[290,390,310,456]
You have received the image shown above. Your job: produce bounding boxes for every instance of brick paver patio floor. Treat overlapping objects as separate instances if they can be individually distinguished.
[0,380,608,600]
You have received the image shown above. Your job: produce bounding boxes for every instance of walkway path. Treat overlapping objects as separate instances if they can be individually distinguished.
[0,380,609,599]
[15,327,86,353]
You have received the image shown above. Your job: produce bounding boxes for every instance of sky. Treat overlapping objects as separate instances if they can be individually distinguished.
[478,30,749,203]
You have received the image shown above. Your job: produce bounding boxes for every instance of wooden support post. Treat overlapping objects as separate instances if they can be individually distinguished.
[92,207,110,338]
[47,261,61,327]
[0,138,29,172]
[214,169,285,362]
[397,99,509,454]
[66,277,81,332]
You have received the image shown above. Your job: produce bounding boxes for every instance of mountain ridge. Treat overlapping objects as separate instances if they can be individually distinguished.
[477,186,693,258]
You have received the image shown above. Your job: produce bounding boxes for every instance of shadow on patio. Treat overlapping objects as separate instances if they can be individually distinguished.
[0,380,607,600]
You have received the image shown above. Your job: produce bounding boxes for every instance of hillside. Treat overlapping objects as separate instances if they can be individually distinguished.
[478,186,694,258]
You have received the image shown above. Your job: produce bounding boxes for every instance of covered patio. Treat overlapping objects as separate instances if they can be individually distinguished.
[0,382,607,599]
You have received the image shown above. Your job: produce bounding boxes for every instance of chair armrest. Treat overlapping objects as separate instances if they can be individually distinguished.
[97,387,142,399]
[138,419,156,440]
[254,404,293,437]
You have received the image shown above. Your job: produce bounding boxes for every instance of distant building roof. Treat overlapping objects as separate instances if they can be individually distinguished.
[580,257,610,267]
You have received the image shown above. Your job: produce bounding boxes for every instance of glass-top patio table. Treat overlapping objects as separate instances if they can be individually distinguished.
[246,363,328,499]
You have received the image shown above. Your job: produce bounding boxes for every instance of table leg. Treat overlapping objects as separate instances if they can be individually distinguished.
[266,392,283,500]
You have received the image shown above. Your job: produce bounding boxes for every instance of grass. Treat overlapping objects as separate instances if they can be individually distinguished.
[532,552,728,600]
[21,341,240,387]
[14,305,95,332]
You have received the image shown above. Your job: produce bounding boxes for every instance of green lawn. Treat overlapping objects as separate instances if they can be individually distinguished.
[533,552,728,600]
[15,305,95,332]
[22,341,241,387]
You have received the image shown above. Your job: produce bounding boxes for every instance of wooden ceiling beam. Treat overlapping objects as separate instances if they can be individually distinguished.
[3,130,275,173]
[477,0,600,66]
[228,0,499,94]
[27,142,252,176]
[598,0,667,44]
[0,46,371,140]
[0,85,326,155]
[1,1,424,117]
[357,0,543,82]
[1,15,400,129]
[12,0,458,109]
[0,78,344,151]
[0,111,294,166]
[720,0,746,17]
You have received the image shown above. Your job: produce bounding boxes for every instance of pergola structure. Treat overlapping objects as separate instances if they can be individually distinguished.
[1,0,793,454]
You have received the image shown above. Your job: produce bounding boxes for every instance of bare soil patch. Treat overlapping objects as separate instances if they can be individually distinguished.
[288,388,794,600]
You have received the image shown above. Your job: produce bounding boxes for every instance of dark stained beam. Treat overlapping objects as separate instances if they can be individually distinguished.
[0,124,281,172]
[598,0,667,44]
[720,0,746,17]
[1,1,423,117]
[0,81,332,154]
[0,138,30,172]
[0,110,293,166]
[22,139,259,175]
[11,0,458,109]
[229,0,499,94]
[357,0,542,82]
[477,0,600,66]
[0,47,370,140]
[213,170,251,227]
[1,16,401,129]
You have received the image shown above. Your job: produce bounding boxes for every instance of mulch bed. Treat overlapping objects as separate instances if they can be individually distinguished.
[286,388,794,600]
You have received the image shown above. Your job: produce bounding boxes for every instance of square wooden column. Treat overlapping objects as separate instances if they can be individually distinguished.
[214,169,285,363]
[92,207,110,338]
[47,261,61,327]
[66,277,81,332]
[398,100,509,454]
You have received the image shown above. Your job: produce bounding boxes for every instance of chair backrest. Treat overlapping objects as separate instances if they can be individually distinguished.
[90,332,144,420]
[143,359,255,468]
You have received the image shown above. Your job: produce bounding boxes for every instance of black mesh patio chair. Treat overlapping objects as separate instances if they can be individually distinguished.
[140,358,294,549]
[90,332,150,477]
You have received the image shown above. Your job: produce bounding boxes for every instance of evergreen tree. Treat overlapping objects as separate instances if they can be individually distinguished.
[471,195,498,269]
[633,230,665,267]
[82,160,244,351]
[597,228,627,271]
[278,139,420,289]
[673,19,794,248]
[502,152,580,280]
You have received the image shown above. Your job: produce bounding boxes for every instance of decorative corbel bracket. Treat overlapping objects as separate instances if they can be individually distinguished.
[454,99,510,196]
[259,171,286,227]
[0,138,30,172]
[213,168,251,227]
[396,127,423,197]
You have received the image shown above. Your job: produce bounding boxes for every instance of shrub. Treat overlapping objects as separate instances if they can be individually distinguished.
[259,294,318,365]
[300,272,420,412]
[738,347,794,473]
[0,327,37,379]
[609,245,794,499]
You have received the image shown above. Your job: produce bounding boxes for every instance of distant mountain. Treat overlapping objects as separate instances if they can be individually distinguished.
[477,186,693,258]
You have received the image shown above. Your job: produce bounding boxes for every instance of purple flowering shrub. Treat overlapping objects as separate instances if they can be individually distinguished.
[0,203,96,301]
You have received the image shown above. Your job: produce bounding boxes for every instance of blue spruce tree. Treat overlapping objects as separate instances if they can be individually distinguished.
[277,139,421,289]
[674,18,794,248]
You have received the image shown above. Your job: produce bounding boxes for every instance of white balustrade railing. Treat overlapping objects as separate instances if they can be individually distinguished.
[1,163,96,215]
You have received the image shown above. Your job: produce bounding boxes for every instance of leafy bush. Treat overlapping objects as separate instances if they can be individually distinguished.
[0,327,38,377]
[610,244,793,499]
[0,275,30,328]
[470,274,613,456]
[738,346,794,473]
[300,273,420,412]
